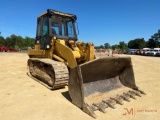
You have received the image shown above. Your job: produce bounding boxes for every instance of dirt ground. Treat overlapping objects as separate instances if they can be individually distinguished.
[0,53,159,120]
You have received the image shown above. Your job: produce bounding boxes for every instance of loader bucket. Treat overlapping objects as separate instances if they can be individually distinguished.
[68,56,145,118]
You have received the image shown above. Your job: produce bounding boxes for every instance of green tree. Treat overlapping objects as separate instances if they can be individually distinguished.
[128,38,146,49]
[112,44,120,50]
[5,37,13,48]
[104,43,110,49]
[94,46,100,49]
[100,45,104,48]
[0,36,5,46]
[0,34,35,49]
[150,31,160,48]
[23,36,35,48]
[146,39,156,48]
[119,41,128,51]
[4,34,18,48]
[16,36,24,49]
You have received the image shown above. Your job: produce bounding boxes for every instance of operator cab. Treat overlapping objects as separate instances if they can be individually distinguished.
[36,9,77,49]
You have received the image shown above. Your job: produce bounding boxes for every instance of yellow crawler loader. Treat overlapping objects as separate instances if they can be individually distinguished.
[27,9,145,118]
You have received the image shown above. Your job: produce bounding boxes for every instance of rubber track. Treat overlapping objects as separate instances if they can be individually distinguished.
[28,58,69,89]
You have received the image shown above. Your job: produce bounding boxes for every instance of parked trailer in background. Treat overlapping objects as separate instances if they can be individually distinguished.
[0,46,18,52]
[0,46,9,52]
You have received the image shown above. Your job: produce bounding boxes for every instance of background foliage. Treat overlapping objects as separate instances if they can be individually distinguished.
[96,29,160,51]
[0,34,35,50]
[1,29,160,51]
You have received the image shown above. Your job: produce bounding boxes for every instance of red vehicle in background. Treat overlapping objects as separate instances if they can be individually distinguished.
[0,46,9,52]
[0,46,18,52]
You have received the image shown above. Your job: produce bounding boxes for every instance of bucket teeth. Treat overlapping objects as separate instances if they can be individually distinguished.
[91,104,98,111]
[138,89,146,95]
[93,103,107,113]
[120,93,131,102]
[103,100,116,109]
[110,96,124,105]
[132,90,142,97]
[126,91,136,99]
[129,90,137,98]
[83,89,145,118]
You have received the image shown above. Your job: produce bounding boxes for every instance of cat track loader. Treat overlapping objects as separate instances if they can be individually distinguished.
[27,9,145,118]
